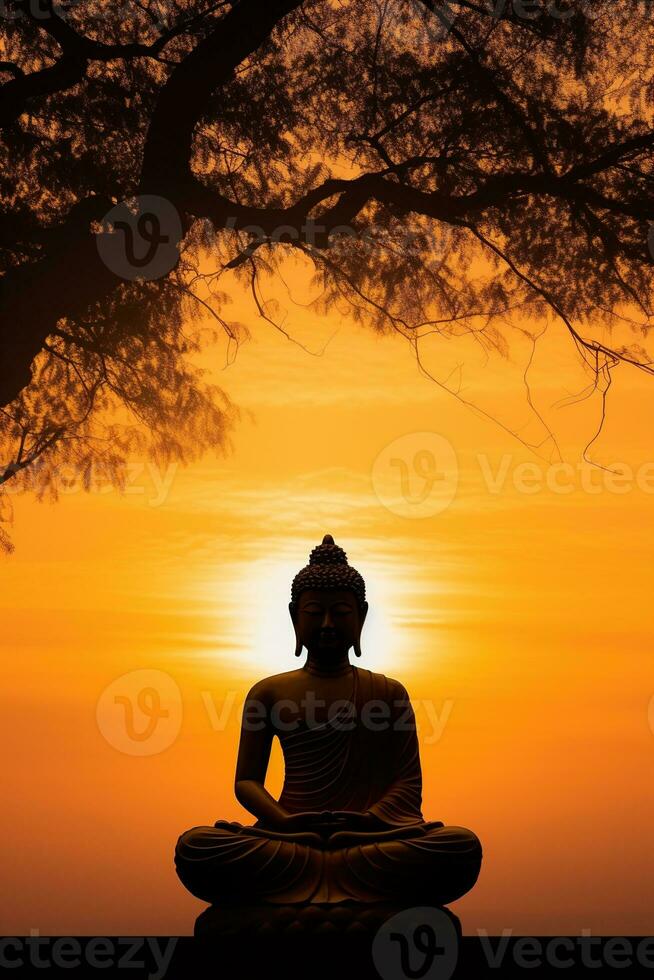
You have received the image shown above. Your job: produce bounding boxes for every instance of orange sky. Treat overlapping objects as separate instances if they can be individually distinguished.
[1,253,653,936]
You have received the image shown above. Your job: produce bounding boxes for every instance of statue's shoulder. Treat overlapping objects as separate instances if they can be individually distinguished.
[382,673,409,692]
[357,667,410,699]
[245,668,305,702]
[244,674,276,704]
[385,675,412,702]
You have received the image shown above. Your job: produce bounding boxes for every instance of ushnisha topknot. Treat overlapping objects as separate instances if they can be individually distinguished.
[290,534,366,612]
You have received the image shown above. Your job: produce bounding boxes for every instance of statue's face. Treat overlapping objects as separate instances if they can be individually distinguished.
[290,588,367,656]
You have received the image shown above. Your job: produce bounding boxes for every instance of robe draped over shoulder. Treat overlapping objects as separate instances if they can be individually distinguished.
[263,665,425,828]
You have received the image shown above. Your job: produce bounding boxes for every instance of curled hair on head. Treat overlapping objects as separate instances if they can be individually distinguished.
[290,534,367,617]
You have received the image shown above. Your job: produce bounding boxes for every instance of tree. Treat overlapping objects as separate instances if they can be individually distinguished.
[1,0,653,550]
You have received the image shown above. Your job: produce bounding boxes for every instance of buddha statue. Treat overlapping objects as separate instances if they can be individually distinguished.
[175,534,482,910]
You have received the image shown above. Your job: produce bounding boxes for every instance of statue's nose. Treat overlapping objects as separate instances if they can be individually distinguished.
[320,611,334,629]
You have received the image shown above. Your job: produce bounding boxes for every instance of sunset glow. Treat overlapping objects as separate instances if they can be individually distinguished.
[2,253,654,936]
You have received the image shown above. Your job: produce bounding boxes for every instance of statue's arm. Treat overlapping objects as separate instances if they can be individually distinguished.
[332,680,424,834]
[233,680,350,837]
[234,681,289,829]
[364,680,424,827]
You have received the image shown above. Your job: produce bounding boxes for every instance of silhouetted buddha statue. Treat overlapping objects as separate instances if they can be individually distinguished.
[175,534,482,907]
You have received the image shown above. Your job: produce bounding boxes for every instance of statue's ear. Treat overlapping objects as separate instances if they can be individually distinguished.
[289,602,302,657]
[360,601,369,626]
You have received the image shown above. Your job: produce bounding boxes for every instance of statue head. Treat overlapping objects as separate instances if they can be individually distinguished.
[289,534,368,659]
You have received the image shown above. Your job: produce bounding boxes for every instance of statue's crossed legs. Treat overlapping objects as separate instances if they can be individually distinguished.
[175,820,482,906]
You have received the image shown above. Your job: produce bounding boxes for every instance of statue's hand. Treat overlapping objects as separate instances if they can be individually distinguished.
[277,811,349,835]
[330,810,383,831]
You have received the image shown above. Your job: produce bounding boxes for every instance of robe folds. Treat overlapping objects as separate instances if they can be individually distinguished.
[175,666,482,905]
